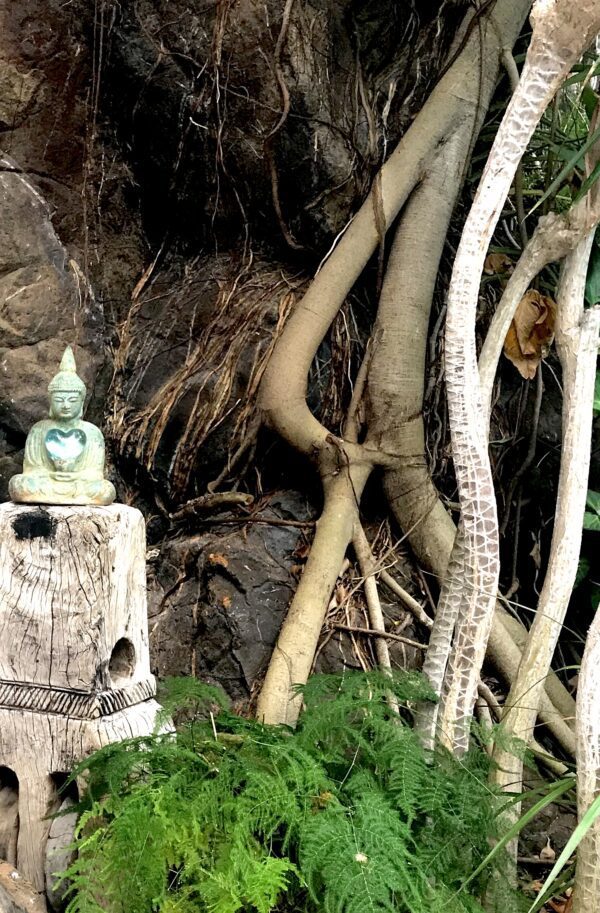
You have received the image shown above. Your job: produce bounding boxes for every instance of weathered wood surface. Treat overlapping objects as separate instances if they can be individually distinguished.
[0,861,47,913]
[0,702,161,892]
[0,503,152,692]
[0,503,161,896]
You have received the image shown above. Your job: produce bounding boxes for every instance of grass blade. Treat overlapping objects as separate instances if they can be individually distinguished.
[528,793,600,912]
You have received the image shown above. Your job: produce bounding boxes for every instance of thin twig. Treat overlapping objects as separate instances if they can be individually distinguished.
[331,623,425,651]
[379,569,434,629]
[517,856,560,867]
[171,492,254,522]
[264,0,303,250]
[207,416,261,492]
[477,680,503,719]
[199,516,314,528]
[352,524,400,713]
[343,339,373,443]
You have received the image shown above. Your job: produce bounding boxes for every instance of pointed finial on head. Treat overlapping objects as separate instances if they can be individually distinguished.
[48,345,87,396]
[58,346,77,374]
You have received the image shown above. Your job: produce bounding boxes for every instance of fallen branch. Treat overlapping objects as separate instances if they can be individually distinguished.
[379,570,434,630]
[171,492,254,522]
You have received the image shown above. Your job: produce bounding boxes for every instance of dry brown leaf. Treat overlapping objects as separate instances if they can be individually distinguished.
[539,838,556,862]
[546,887,573,913]
[503,289,557,379]
[484,252,514,275]
[292,541,311,560]
[335,584,348,605]
[548,898,572,913]
[207,552,228,568]
[530,537,542,571]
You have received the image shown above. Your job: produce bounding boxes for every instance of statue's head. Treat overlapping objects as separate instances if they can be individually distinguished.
[48,347,87,421]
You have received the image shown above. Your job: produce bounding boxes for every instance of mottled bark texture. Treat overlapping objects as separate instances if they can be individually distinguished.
[493,235,599,875]
[574,560,600,913]
[433,0,600,754]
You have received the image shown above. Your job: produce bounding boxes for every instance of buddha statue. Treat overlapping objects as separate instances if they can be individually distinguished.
[9,347,116,506]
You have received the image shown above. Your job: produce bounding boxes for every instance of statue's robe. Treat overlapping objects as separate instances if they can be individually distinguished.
[10,419,115,505]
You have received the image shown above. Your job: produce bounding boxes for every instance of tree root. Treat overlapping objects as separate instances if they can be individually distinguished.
[256,0,532,727]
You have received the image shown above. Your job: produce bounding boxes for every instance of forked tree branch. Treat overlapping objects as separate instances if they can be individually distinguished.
[435,0,600,755]
[256,0,532,727]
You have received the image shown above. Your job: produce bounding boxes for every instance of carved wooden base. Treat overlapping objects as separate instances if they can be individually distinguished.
[0,701,162,894]
[0,677,156,719]
[0,502,161,903]
[0,503,152,692]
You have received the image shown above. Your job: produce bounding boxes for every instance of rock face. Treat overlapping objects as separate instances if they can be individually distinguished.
[148,493,422,704]
[85,0,466,254]
[148,492,313,704]
[0,0,146,324]
[0,158,104,500]
[0,0,464,699]
[0,0,89,243]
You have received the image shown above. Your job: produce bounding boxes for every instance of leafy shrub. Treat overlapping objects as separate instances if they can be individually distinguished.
[61,671,523,913]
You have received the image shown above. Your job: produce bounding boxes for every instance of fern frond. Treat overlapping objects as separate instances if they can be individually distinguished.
[62,672,524,913]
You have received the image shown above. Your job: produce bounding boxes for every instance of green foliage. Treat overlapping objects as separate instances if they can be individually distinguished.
[585,230,600,305]
[62,672,524,913]
[583,490,600,532]
[527,793,600,913]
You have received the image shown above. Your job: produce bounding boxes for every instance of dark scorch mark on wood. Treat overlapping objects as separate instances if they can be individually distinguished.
[12,510,57,541]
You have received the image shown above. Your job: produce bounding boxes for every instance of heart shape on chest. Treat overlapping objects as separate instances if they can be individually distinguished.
[45,428,87,462]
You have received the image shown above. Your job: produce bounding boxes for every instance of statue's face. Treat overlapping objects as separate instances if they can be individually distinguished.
[50,390,84,420]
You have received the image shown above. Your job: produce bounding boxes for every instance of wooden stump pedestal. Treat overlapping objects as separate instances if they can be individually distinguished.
[0,503,160,900]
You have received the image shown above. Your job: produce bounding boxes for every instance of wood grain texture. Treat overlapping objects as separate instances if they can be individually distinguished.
[0,503,161,895]
[0,678,156,719]
[0,503,152,691]
[0,693,162,892]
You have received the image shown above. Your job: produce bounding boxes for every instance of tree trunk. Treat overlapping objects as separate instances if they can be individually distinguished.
[435,0,600,753]
[574,573,600,912]
[257,0,532,726]
[492,237,600,837]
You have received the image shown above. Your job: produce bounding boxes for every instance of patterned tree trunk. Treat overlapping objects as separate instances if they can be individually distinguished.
[574,594,600,911]
[430,0,600,753]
